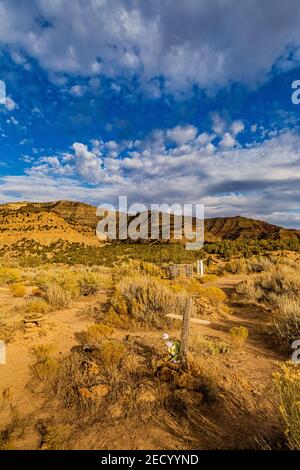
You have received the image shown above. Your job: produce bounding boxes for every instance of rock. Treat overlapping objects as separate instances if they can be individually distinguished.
[24,322,39,329]
[90,384,111,398]
[78,387,94,400]
[79,384,111,400]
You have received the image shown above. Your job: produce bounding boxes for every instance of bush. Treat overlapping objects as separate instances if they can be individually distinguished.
[236,279,263,302]
[10,283,26,298]
[273,296,300,343]
[225,256,275,275]
[44,282,72,309]
[110,275,187,329]
[78,272,101,296]
[199,274,218,283]
[31,344,58,382]
[190,334,230,356]
[171,279,227,307]
[273,362,300,449]
[229,326,248,348]
[236,263,300,348]
[0,266,21,286]
[24,299,50,315]
[83,323,114,346]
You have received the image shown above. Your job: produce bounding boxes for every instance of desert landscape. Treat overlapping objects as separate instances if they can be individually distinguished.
[0,200,300,450]
[1,0,300,458]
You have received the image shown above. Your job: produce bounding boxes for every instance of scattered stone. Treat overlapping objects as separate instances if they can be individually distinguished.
[79,384,111,401]
[79,387,94,400]
[90,384,111,398]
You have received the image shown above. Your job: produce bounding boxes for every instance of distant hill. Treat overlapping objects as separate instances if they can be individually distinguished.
[0,200,299,247]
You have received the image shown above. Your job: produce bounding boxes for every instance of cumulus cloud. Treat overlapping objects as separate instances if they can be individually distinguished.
[231,120,245,135]
[0,80,17,111]
[219,132,236,148]
[22,125,300,228]
[69,85,85,97]
[167,125,197,145]
[1,1,300,93]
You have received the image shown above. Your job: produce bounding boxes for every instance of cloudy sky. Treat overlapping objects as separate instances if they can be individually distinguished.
[1,0,300,227]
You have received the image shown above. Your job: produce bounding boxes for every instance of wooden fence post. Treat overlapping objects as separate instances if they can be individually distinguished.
[180,297,192,362]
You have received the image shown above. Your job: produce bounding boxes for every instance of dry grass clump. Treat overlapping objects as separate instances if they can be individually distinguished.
[81,323,114,346]
[236,278,263,302]
[109,275,187,329]
[190,334,230,356]
[31,344,58,382]
[35,420,72,450]
[78,271,103,296]
[225,256,275,275]
[199,274,219,284]
[0,409,23,450]
[44,282,73,309]
[35,267,112,307]
[24,298,51,315]
[10,283,26,298]
[0,266,22,286]
[273,362,300,449]
[113,259,164,283]
[236,263,300,348]
[272,297,300,343]
[229,326,249,349]
[0,309,21,343]
[170,278,227,308]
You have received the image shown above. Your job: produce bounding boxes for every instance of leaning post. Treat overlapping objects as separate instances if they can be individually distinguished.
[180,297,192,362]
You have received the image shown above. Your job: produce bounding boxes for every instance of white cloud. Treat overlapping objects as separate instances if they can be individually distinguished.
[70,85,85,97]
[219,132,236,148]
[19,125,300,227]
[0,80,17,111]
[0,80,6,101]
[167,125,197,145]
[1,1,300,93]
[211,113,226,135]
[231,120,245,135]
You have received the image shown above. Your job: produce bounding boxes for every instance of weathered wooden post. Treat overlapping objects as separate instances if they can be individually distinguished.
[196,259,205,277]
[180,297,192,362]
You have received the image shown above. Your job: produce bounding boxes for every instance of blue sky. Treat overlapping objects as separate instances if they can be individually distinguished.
[1,0,300,227]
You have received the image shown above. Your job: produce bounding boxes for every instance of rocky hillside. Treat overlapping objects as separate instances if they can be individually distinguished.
[0,200,101,247]
[0,200,299,247]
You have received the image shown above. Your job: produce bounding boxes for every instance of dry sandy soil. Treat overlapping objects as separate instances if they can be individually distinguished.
[0,275,284,450]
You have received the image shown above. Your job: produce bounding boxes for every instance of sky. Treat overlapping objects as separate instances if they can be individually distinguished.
[1,0,300,227]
